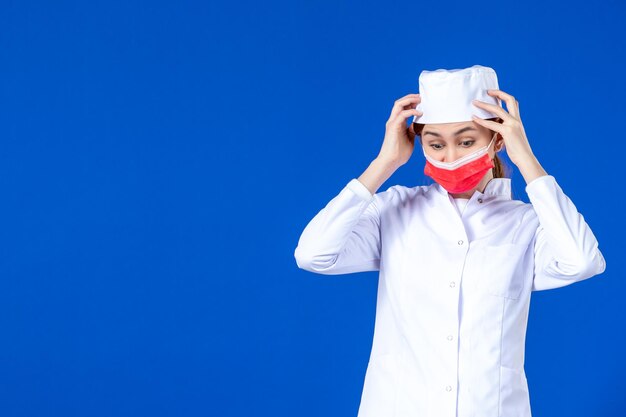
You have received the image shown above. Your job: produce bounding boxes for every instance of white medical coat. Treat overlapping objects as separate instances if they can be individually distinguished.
[294,175,606,417]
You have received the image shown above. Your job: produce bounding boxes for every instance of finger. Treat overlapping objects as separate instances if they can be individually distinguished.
[471,115,504,133]
[389,108,422,128]
[472,99,513,122]
[486,89,519,119]
[390,94,421,120]
[396,94,421,112]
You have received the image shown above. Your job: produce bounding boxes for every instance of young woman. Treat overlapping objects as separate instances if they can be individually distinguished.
[293,66,606,417]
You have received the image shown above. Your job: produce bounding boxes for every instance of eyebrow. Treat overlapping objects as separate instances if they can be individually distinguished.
[422,126,477,139]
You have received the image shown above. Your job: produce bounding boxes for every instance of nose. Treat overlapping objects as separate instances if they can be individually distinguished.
[442,148,460,163]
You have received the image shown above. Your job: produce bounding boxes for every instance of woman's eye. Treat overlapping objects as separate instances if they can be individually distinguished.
[430,140,475,150]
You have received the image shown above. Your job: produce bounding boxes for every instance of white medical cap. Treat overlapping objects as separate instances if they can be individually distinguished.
[412,64,501,124]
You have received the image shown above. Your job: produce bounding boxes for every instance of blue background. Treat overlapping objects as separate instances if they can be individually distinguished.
[1,0,624,416]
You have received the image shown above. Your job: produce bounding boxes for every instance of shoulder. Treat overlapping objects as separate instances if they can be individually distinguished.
[373,182,439,208]
[505,198,539,225]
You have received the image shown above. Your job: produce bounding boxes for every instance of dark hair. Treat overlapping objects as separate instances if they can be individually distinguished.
[413,117,509,178]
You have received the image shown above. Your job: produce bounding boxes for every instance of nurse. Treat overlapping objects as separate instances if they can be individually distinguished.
[294,65,606,417]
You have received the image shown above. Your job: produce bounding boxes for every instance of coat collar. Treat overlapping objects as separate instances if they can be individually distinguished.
[434,177,512,200]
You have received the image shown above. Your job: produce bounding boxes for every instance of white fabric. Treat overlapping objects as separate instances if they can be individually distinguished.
[452,198,470,216]
[412,65,501,124]
[294,175,606,417]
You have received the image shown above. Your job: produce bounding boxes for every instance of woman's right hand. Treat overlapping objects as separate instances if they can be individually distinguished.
[376,93,423,168]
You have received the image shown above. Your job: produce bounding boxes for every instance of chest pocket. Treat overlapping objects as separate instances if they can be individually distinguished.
[475,243,528,300]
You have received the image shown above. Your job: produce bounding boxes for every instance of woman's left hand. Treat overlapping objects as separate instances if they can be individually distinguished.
[471,89,536,167]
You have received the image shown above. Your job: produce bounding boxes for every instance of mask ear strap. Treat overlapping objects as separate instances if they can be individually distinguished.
[489,132,497,150]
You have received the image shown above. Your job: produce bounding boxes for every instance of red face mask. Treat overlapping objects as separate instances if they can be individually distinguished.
[422,133,497,194]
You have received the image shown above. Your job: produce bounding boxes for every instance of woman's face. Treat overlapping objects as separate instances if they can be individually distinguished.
[418,120,502,162]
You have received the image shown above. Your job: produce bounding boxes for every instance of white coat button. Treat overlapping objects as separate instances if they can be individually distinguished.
[458,240,464,245]
[446,385,452,392]
[447,335,453,341]
[478,198,483,203]
[449,281,455,288]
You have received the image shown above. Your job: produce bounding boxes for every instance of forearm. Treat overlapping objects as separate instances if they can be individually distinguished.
[294,178,382,274]
[514,152,549,185]
[357,157,400,196]
[525,174,606,283]
[517,148,605,280]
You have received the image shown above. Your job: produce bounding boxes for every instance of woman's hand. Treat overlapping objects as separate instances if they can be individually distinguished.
[377,93,423,168]
[470,89,535,167]
[471,89,548,184]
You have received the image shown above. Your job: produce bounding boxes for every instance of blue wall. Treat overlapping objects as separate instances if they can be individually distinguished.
[0,0,624,415]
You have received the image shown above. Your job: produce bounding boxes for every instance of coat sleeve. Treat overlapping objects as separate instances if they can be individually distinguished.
[525,175,606,291]
[294,178,385,275]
